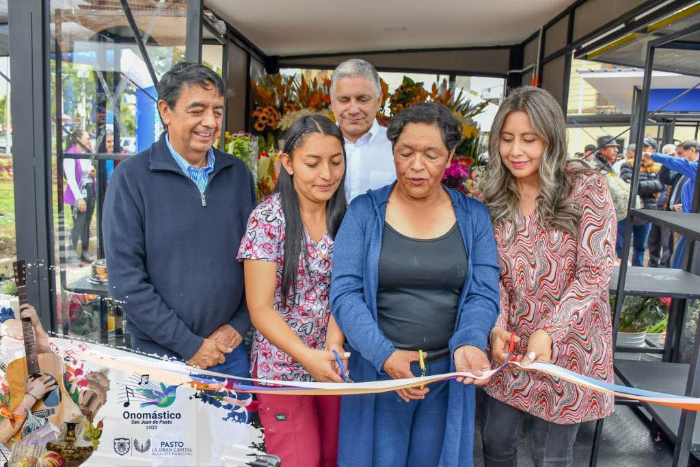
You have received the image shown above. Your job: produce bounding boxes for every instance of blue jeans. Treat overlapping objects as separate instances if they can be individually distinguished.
[481,395,580,467]
[616,219,652,266]
[673,236,687,270]
[372,357,451,467]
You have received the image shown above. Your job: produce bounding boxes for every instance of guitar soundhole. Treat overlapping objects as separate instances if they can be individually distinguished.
[28,373,62,408]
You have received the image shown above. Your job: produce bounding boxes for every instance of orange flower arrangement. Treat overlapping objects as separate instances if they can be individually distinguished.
[250,75,295,134]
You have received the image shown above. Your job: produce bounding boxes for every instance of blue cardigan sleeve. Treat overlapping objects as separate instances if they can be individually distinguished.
[449,202,500,353]
[103,163,204,360]
[330,204,396,374]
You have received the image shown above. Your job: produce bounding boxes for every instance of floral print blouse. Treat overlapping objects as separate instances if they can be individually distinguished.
[237,194,333,382]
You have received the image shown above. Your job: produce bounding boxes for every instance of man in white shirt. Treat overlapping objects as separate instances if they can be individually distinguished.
[330,59,395,200]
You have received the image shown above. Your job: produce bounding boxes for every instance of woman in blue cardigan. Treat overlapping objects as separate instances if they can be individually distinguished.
[330,102,500,467]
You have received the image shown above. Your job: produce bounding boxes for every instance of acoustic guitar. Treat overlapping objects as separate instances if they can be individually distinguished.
[6,260,81,444]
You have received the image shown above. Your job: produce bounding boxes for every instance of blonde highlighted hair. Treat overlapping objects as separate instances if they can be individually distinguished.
[482,86,590,241]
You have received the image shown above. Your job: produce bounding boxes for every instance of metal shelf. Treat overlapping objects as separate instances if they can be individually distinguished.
[610,266,700,299]
[615,360,700,457]
[630,209,700,241]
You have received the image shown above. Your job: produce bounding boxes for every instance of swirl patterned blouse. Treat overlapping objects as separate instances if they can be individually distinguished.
[485,171,616,424]
[237,193,334,382]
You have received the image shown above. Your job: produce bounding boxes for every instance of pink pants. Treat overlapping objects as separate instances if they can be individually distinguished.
[256,392,341,467]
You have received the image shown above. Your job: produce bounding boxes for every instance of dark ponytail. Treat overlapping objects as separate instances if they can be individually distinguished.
[276,115,347,303]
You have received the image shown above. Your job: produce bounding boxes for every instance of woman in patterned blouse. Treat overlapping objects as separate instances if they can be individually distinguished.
[237,115,348,467]
[481,86,616,466]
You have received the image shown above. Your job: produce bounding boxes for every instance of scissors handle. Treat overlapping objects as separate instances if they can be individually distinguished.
[332,349,351,383]
[508,331,519,362]
[419,350,426,390]
[508,331,516,354]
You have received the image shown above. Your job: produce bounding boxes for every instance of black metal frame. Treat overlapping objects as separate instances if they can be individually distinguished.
[8,0,57,331]
[592,21,700,467]
[185,0,203,63]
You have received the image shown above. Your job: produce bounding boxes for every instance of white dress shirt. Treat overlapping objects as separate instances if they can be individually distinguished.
[344,119,395,201]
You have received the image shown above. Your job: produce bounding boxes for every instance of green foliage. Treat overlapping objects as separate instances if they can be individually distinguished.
[0,280,17,296]
[616,296,668,332]
[0,95,6,126]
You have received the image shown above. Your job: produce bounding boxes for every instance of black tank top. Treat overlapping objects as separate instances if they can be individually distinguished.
[376,222,468,352]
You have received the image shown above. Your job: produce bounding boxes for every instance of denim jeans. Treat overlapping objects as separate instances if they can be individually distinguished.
[616,219,652,266]
[481,395,581,467]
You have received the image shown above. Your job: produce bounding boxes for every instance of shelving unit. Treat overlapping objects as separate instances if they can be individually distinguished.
[588,20,700,467]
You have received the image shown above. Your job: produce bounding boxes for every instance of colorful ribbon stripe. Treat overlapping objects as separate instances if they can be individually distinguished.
[49,339,700,411]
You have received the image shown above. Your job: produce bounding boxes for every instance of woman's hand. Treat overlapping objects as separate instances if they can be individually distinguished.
[454,345,492,385]
[77,199,87,212]
[298,349,345,383]
[489,327,520,366]
[520,329,553,366]
[326,341,350,380]
[383,350,429,402]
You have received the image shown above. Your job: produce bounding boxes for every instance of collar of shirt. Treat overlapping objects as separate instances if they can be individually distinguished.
[343,119,381,148]
[165,134,215,178]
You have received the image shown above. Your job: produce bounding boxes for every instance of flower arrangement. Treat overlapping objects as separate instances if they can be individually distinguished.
[250,74,296,135]
[256,150,280,199]
[442,159,485,199]
[387,77,429,115]
[278,108,333,132]
[246,72,491,198]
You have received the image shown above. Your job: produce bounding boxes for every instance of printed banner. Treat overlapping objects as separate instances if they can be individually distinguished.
[1,337,263,466]
[2,336,700,466]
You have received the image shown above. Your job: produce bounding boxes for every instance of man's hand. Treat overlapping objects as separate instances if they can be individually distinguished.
[489,327,520,366]
[383,350,429,402]
[77,199,87,212]
[454,345,492,386]
[209,324,243,350]
[520,329,553,366]
[186,338,229,369]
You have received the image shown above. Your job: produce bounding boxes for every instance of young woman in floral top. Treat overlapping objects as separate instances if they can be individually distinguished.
[481,86,616,466]
[237,115,348,467]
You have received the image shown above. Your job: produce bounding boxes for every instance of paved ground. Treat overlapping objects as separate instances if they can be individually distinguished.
[473,389,679,467]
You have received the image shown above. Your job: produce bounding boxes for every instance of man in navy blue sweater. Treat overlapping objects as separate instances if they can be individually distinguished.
[103,63,255,376]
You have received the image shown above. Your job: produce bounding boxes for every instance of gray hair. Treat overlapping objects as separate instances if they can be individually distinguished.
[330,59,381,98]
[482,86,590,241]
[662,143,676,155]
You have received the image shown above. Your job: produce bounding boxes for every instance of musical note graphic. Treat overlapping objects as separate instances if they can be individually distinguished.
[123,387,134,407]
[138,374,149,386]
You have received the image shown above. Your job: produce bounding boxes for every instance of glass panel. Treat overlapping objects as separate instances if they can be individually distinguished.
[453,75,505,134]
[0,0,13,295]
[567,58,627,117]
[202,44,223,76]
[49,0,187,343]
